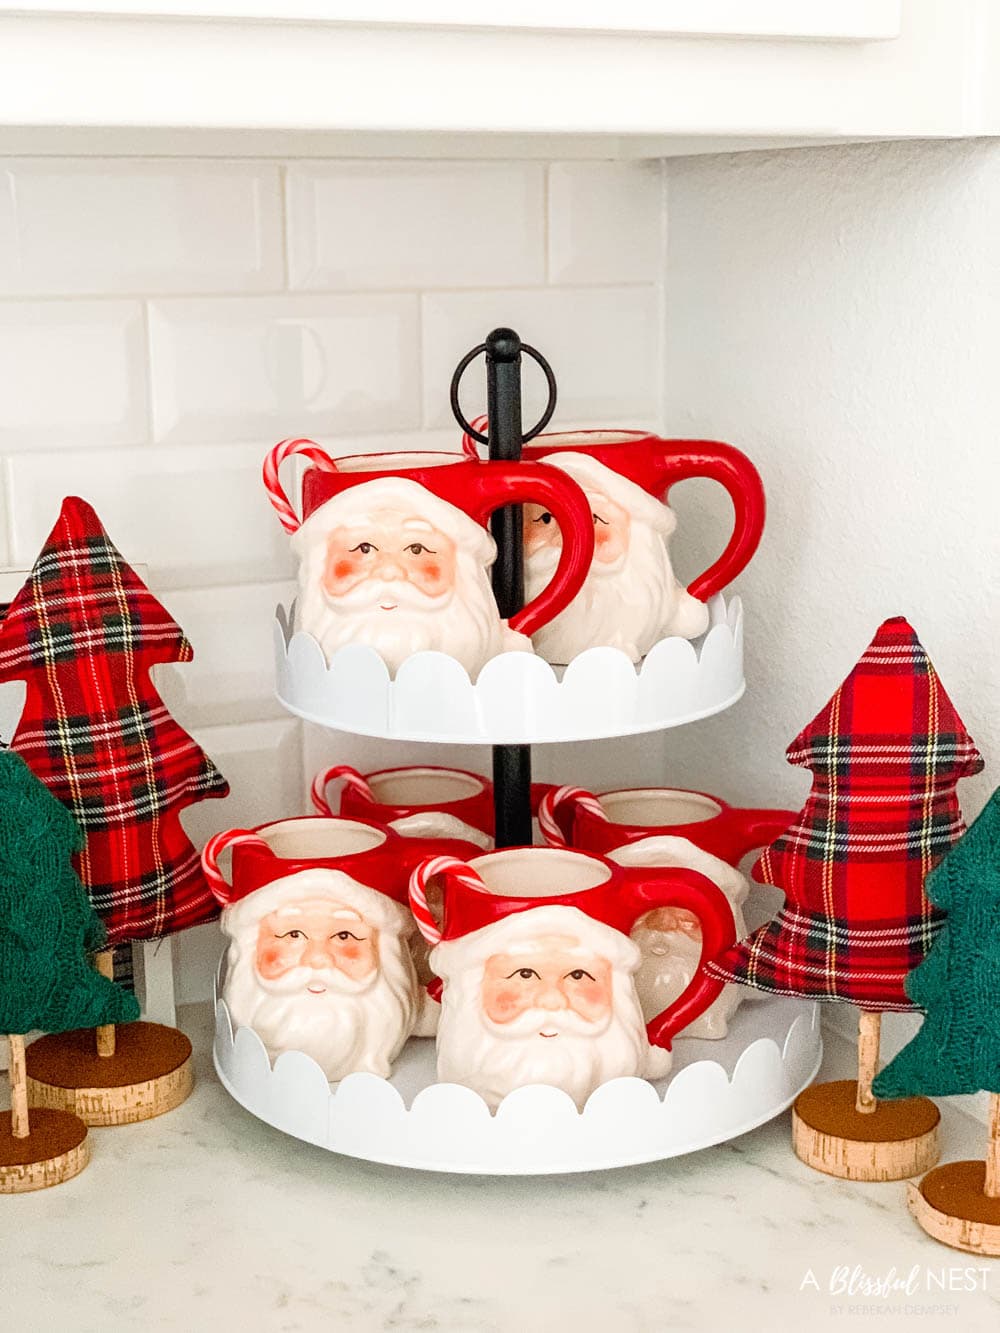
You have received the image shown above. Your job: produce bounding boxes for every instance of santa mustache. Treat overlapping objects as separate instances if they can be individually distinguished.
[480,1004,611,1040]
[253,964,377,997]
[322,576,452,612]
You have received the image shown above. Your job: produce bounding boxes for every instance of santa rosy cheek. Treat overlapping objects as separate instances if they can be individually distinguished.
[338,943,361,962]
[572,981,610,1016]
[485,986,522,1023]
[257,944,292,979]
[333,559,355,580]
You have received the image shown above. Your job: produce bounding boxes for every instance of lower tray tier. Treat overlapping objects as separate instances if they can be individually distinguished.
[214,993,820,1176]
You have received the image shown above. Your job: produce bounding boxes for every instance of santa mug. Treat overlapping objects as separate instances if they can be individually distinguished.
[508,430,764,664]
[216,865,420,1082]
[607,836,751,1040]
[311,762,550,840]
[408,845,736,1110]
[263,439,594,678]
[203,813,485,1067]
[539,784,795,866]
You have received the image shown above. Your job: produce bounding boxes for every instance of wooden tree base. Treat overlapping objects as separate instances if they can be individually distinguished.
[792,1079,940,1181]
[0,1108,89,1193]
[907,1161,1000,1256]
[24,1021,193,1126]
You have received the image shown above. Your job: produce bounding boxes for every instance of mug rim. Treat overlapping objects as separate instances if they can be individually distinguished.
[597,788,724,826]
[469,845,613,896]
[366,765,488,804]
[252,815,389,857]
[332,450,470,473]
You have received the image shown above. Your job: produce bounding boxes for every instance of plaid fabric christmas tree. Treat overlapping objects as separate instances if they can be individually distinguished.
[706,617,983,1010]
[0,498,229,945]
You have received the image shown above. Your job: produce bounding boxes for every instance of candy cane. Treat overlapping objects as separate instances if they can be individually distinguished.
[201,829,268,905]
[262,438,338,534]
[537,785,609,847]
[461,414,489,459]
[408,855,485,946]
[310,764,376,816]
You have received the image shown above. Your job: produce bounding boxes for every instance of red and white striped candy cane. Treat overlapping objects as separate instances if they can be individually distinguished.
[537,785,609,847]
[262,437,338,534]
[408,855,485,946]
[201,828,269,905]
[310,764,376,816]
[460,414,488,460]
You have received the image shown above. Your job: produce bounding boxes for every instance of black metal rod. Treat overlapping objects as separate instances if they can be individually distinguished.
[486,327,533,847]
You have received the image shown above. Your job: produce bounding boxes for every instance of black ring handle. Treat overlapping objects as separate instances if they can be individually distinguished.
[449,341,557,446]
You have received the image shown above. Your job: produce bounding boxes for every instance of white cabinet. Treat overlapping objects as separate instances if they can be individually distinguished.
[0,0,994,155]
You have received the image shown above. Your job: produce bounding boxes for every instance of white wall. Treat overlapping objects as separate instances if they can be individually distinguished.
[0,155,667,1001]
[660,138,1000,1112]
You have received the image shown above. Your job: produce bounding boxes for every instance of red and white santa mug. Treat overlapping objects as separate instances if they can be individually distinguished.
[462,423,764,664]
[463,425,764,604]
[263,439,595,677]
[201,813,483,909]
[407,845,736,1109]
[311,762,551,839]
[539,785,795,867]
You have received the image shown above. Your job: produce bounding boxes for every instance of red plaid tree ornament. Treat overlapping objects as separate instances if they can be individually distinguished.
[706,617,983,1010]
[0,498,229,945]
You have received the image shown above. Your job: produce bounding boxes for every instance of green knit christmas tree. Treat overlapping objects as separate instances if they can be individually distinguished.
[0,748,139,1038]
[874,786,1000,1100]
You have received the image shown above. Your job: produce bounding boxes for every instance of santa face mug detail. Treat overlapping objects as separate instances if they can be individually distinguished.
[408,847,736,1110]
[524,451,709,664]
[220,868,420,1081]
[202,814,487,1037]
[263,440,596,679]
[608,836,751,1040]
[516,430,765,665]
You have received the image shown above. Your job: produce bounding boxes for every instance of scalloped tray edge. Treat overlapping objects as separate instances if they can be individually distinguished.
[274,593,745,744]
[212,994,821,1175]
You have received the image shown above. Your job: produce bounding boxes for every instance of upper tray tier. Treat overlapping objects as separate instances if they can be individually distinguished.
[274,594,744,745]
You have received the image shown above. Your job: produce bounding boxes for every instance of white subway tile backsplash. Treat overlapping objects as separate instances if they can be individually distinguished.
[153,580,295,728]
[421,286,660,428]
[287,161,545,291]
[0,160,283,297]
[6,442,291,588]
[147,294,421,443]
[184,717,306,847]
[0,299,147,450]
[0,152,667,1009]
[548,162,662,284]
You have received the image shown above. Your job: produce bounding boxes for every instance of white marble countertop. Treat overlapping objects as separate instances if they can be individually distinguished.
[3,1005,999,1333]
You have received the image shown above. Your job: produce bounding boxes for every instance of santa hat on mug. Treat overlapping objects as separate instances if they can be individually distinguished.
[291,475,497,568]
[429,902,642,979]
[536,451,676,537]
[222,866,413,942]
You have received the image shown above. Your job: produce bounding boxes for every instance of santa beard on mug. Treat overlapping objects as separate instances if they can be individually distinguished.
[222,869,420,1081]
[524,452,710,665]
[292,476,529,677]
[430,906,672,1111]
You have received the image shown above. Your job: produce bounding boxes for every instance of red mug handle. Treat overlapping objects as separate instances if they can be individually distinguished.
[460,462,594,637]
[310,764,376,816]
[201,828,270,905]
[652,441,765,601]
[263,438,339,534]
[718,806,797,862]
[538,785,608,847]
[622,867,737,1049]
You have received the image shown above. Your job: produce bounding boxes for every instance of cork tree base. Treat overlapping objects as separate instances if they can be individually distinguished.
[24,1021,193,1126]
[908,1162,1000,1256]
[792,1079,940,1181]
[0,1108,89,1193]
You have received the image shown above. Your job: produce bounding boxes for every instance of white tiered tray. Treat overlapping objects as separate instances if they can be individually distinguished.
[274,594,744,745]
[213,992,820,1175]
